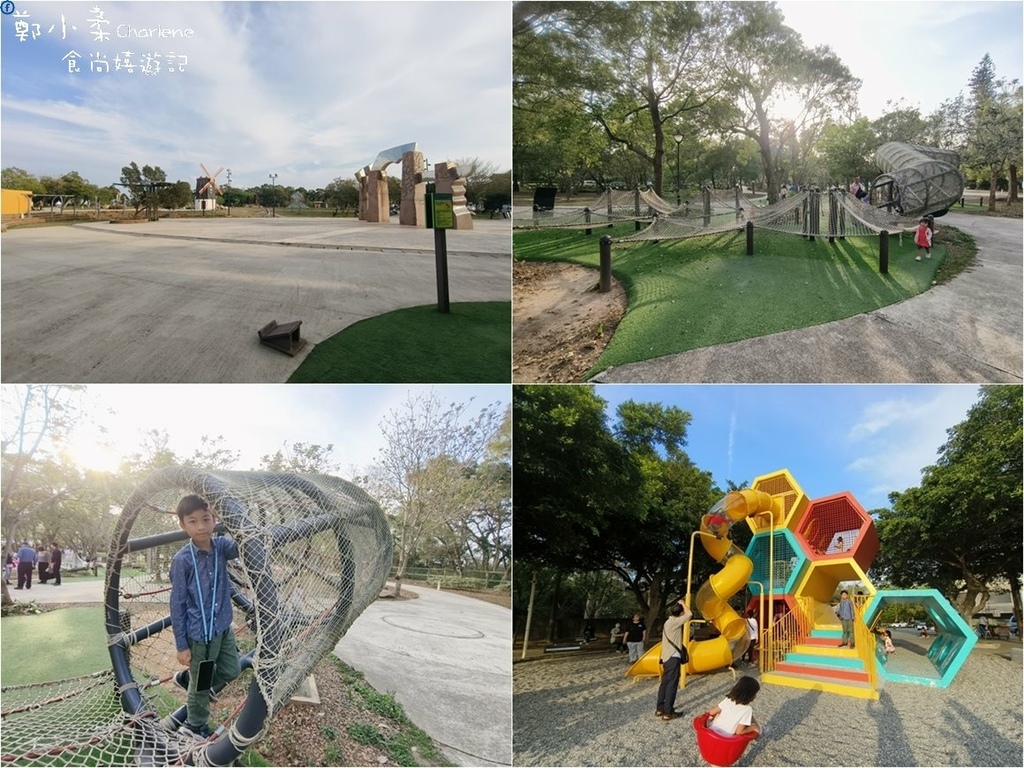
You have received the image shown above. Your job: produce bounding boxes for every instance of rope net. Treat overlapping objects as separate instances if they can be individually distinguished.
[613,188,927,245]
[1,467,392,767]
[512,188,660,229]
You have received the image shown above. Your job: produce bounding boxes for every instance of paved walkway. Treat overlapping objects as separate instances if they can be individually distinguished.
[13,577,512,767]
[597,213,1022,382]
[335,586,512,766]
[1,218,511,383]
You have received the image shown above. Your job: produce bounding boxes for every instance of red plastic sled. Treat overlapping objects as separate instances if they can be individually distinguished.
[693,713,758,767]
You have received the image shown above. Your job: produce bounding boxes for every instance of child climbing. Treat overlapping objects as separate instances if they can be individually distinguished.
[915,218,932,261]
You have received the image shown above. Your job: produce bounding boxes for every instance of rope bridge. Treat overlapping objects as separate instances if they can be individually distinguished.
[1,467,392,767]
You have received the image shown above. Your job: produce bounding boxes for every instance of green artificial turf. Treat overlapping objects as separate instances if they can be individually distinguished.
[1,606,110,684]
[288,302,511,383]
[514,223,950,377]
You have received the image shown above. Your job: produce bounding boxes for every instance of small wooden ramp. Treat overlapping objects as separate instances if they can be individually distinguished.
[258,319,306,356]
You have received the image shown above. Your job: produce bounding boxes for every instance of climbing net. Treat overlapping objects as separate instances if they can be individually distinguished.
[614,188,924,245]
[1,467,392,767]
[512,188,664,229]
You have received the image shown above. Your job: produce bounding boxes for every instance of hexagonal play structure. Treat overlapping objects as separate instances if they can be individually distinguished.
[862,589,978,688]
[745,529,807,595]
[739,470,976,699]
[794,491,879,572]
[747,469,808,535]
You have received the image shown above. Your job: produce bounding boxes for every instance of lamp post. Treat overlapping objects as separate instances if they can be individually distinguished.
[674,133,684,206]
[269,173,278,217]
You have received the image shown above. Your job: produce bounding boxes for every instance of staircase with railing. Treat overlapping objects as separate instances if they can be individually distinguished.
[760,595,879,700]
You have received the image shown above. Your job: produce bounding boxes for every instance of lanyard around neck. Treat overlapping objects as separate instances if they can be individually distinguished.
[189,541,218,643]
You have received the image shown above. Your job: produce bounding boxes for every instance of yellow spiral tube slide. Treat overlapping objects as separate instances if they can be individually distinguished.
[626,490,782,679]
[688,489,782,671]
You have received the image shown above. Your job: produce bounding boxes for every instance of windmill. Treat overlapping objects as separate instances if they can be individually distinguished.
[195,163,224,211]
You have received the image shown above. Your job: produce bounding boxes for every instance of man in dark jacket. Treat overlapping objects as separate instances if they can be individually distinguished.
[49,543,63,586]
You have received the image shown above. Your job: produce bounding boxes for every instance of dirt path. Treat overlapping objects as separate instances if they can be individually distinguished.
[512,261,626,383]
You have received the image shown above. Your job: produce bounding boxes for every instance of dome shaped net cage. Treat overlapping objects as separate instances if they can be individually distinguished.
[871,141,965,217]
[0,467,392,767]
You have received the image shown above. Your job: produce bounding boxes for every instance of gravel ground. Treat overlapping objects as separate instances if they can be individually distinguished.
[513,643,1023,767]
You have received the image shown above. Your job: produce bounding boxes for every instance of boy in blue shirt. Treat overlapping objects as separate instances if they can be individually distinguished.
[170,494,241,740]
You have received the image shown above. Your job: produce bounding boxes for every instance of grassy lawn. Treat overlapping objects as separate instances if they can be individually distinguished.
[1,606,109,684]
[288,302,511,383]
[514,222,973,376]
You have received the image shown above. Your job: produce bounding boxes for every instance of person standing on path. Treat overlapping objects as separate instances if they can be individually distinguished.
[656,599,692,721]
[48,543,62,586]
[624,613,646,663]
[837,590,855,648]
[37,545,50,585]
[16,541,36,590]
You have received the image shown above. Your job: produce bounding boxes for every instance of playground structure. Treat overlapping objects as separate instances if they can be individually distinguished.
[627,470,977,700]
[0,466,392,767]
[870,142,965,217]
[514,142,965,259]
[355,142,472,229]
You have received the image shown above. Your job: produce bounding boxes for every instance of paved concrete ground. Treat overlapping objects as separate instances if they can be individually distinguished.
[596,213,1022,383]
[13,576,512,767]
[335,585,512,767]
[1,218,511,383]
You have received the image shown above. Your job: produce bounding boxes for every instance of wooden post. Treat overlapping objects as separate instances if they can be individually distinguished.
[879,229,889,274]
[600,235,612,293]
[584,207,591,236]
[746,221,754,256]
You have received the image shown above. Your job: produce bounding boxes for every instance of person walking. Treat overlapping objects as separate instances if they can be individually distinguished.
[624,613,647,663]
[656,599,692,721]
[837,590,855,648]
[15,541,36,590]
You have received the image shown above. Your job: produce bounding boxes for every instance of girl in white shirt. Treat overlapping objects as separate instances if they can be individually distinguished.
[708,676,762,738]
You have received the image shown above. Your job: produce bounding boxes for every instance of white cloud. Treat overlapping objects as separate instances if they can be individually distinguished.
[844,386,981,504]
[2,1,511,189]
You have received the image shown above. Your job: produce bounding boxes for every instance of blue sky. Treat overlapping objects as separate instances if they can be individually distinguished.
[777,1,1023,120]
[0,1,511,191]
[594,384,986,511]
[5,384,511,478]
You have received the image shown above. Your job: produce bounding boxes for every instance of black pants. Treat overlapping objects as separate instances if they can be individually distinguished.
[656,656,682,714]
[50,566,61,585]
[38,563,49,583]
[17,562,33,589]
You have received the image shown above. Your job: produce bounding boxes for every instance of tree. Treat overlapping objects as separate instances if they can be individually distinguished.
[514,387,724,635]
[874,386,1022,625]
[369,392,506,596]
[1,386,88,560]
[1,167,46,193]
[816,118,878,185]
[119,162,169,217]
[964,55,1022,210]
[720,2,860,201]
[872,100,931,146]
[324,177,359,211]
[258,442,338,474]
[160,180,193,210]
[515,2,725,197]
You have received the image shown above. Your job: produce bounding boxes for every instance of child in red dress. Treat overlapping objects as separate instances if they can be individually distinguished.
[914,218,932,261]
